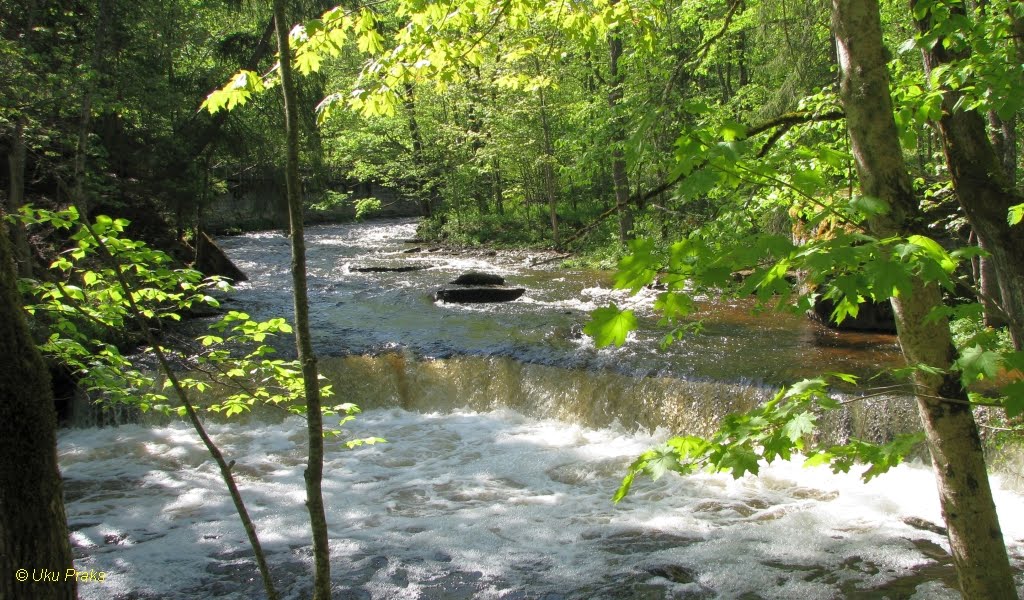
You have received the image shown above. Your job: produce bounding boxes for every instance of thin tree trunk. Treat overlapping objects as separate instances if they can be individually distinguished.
[83,224,280,600]
[979,239,1008,328]
[0,216,76,600]
[536,81,559,248]
[492,158,504,216]
[72,0,112,217]
[6,117,32,277]
[272,3,332,598]
[404,83,433,217]
[832,1,1017,597]
[608,26,633,245]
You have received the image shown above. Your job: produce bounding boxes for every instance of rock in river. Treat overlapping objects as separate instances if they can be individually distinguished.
[434,287,526,303]
[449,271,506,286]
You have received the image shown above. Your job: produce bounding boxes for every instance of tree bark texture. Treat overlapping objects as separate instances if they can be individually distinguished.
[0,218,77,600]
[831,0,1017,597]
[273,3,332,599]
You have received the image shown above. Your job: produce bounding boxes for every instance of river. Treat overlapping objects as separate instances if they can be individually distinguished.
[59,218,1024,598]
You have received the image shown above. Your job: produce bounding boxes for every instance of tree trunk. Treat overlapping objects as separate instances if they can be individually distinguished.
[404,83,433,217]
[979,239,1008,328]
[492,158,504,216]
[536,79,559,248]
[911,0,1024,349]
[831,1,1017,597]
[72,0,111,217]
[608,29,633,246]
[0,219,77,600]
[272,3,332,599]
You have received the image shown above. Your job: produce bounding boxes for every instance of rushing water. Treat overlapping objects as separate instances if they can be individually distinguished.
[208,219,905,385]
[60,218,1024,598]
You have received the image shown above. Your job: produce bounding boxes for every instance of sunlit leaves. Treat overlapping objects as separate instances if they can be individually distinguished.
[201,70,269,114]
[905,235,956,273]
[16,207,376,445]
[804,433,925,481]
[954,345,1002,387]
[613,374,918,502]
[614,238,658,292]
[1010,203,1024,226]
[584,304,637,347]
[848,195,890,218]
[719,119,746,141]
[654,292,693,325]
[1003,380,1024,418]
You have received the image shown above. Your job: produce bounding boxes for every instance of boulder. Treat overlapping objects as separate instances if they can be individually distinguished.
[450,271,505,286]
[195,232,247,282]
[810,297,897,333]
[434,287,526,303]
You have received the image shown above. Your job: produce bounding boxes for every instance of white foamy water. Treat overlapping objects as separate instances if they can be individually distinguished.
[60,409,1024,599]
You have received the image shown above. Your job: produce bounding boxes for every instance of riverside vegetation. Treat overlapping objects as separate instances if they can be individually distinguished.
[3,0,1024,597]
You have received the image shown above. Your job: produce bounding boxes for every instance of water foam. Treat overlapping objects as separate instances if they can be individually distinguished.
[60,409,1024,599]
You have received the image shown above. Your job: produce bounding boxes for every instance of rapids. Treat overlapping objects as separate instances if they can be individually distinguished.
[59,218,1024,598]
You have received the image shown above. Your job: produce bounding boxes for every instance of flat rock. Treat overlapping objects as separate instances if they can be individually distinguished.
[435,287,525,303]
[352,265,430,273]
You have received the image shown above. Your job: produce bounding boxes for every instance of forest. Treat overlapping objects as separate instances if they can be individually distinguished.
[2,0,1024,598]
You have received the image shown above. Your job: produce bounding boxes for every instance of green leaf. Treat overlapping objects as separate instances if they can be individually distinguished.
[825,372,859,385]
[954,345,1001,385]
[720,120,747,141]
[781,411,816,443]
[803,452,833,467]
[1003,351,1024,373]
[654,292,693,324]
[643,444,682,481]
[849,195,890,217]
[864,257,912,298]
[719,446,760,478]
[615,238,658,292]
[1009,203,1024,226]
[784,378,827,399]
[897,37,919,54]
[676,168,720,200]
[613,469,639,503]
[1003,381,1024,418]
[584,305,637,348]
[907,234,956,273]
